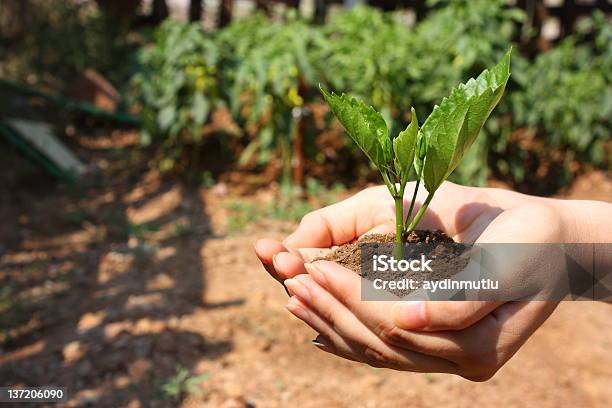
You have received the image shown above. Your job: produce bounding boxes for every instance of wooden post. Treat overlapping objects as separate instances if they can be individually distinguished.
[285,0,301,9]
[189,0,203,22]
[560,0,576,39]
[314,0,328,23]
[218,0,233,27]
[414,0,427,21]
[291,76,308,188]
[151,0,169,24]
[255,0,271,15]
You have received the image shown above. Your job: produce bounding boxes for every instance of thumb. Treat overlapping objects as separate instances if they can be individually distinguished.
[392,300,503,331]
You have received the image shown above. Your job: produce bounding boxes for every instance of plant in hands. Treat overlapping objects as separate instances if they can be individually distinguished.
[320,50,512,251]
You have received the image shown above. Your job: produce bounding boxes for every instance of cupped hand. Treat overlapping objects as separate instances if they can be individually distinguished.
[255,182,503,283]
[254,182,571,380]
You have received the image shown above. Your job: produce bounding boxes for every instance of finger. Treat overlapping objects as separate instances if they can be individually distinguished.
[285,296,362,361]
[273,252,307,280]
[295,247,335,262]
[283,187,391,248]
[254,238,286,281]
[304,261,474,359]
[287,274,458,373]
[305,260,396,333]
[393,300,504,331]
[272,247,337,280]
[311,334,362,362]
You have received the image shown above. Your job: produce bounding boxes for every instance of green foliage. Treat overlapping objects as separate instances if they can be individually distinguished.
[420,50,511,193]
[131,20,219,169]
[129,2,608,191]
[321,52,510,244]
[216,13,317,182]
[506,12,611,170]
[394,108,419,185]
[224,201,261,232]
[320,88,392,172]
[314,6,411,125]
[160,366,209,400]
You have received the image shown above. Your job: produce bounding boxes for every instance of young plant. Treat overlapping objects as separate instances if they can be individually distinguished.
[321,49,511,252]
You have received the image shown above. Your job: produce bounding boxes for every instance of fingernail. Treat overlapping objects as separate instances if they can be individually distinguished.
[272,253,279,269]
[311,337,326,348]
[393,301,427,329]
[284,278,311,303]
[286,297,308,320]
[304,263,328,288]
[254,241,268,262]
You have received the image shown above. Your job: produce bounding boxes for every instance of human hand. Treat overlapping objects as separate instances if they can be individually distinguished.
[254,182,608,380]
[254,182,507,286]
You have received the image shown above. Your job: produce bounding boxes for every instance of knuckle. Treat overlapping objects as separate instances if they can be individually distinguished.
[363,346,391,368]
[518,202,563,238]
[439,303,475,329]
[379,326,412,346]
[300,212,319,226]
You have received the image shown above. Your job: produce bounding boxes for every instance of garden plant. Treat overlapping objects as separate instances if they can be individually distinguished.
[129,2,609,193]
[321,50,511,251]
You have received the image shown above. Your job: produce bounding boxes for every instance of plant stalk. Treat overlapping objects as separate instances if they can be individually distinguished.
[406,191,434,233]
[394,194,404,259]
[405,177,420,230]
[381,171,397,196]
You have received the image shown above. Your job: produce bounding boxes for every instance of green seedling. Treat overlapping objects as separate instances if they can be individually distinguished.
[321,49,511,254]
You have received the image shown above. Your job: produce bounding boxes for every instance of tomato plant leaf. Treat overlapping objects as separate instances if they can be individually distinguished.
[191,93,210,126]
[320,86,392,171]
[393,107,418,184]
[157,105,176,131]
[420,49,511,193]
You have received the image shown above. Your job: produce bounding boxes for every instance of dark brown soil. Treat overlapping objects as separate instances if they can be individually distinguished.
[320,231,469,298]
[320,230,454,273]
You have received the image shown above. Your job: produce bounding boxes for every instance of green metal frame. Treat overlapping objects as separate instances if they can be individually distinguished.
[0,122,77,182]
[0,78,140,126]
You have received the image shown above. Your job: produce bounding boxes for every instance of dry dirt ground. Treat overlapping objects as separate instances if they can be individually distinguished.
[1,131,611,407]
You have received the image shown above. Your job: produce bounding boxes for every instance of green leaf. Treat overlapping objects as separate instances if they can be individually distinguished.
[157,105,176,131]
[393,107,418,184]
[420,49,511,193]
[320,86,392,171]
[191,93,210,126]
[413,129,427,178]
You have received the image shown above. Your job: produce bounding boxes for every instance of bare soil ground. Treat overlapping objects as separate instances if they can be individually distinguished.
[1,130,611,407]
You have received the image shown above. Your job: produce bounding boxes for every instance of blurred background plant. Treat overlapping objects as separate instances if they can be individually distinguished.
[0,0,137,90]
[130,20,220,170]
[1,0,610,193]
[217,12,317,186]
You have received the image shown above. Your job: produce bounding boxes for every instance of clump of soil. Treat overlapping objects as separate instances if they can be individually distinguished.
[319,230,468,298]
[320,230,454,273]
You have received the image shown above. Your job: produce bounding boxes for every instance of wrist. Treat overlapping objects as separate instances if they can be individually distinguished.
[554,199,612,243]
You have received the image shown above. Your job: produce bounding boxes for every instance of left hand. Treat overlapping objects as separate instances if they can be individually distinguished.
[283,260,557,381]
